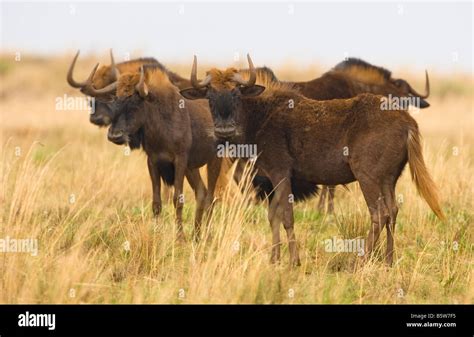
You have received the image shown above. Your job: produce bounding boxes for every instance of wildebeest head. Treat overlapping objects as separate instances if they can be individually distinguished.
[387,74,430,108]
[67,50,121,126]
[67,50,159,127]
[180,55,265,140]
[102,65,167,145]
[332,58,430,108]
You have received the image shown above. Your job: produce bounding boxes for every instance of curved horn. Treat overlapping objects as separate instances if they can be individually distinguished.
[76,63,101,97]
[84,78,118,96]
[67,50,92,88]
[233,54,257,87]
[80,63,118,96]
[135,66,148,97]
[190,55,211,89]
[109,49,120,81]
[245,54,256,87]
[408,70,430,99]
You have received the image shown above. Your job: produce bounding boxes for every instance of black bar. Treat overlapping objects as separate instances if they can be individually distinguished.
[0,305,472,337]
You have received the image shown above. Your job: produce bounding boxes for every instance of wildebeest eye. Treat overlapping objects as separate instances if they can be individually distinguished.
[394,80,404,87]
[205,87,216,99]
[102,96,115,104]
[231,87,242,96]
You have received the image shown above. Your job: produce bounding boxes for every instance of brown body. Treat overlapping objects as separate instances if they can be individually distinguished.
[242,91,441,265]
[67,52,211,238]
[106,65,220,240]
[181,56,444,265]
[241,58,431,213]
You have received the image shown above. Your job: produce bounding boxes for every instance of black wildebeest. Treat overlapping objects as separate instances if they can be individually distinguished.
[90,64,221,241]
[180,55,445,266]
[67,52,208,237]
[240,58,431,213]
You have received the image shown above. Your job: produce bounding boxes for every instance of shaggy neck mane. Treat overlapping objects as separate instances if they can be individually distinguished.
[115,58,163,75]
[239,66,280,83]
[208,67,298,95]
[93,58,162,89]
[116,65,177,98]
[120,57,159,67]
[143,65,177,95]
[207,68,240,89]
[331,58,392,85]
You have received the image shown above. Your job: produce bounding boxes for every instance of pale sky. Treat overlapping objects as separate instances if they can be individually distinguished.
[1,1,472,73]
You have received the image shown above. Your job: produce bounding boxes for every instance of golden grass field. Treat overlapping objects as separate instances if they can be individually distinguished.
[0,52,472,304]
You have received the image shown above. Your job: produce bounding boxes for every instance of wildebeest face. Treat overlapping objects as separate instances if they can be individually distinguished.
[180,55,265,140]
[375,72,430,109]
[207,86,264,139]
[91,68,148,145]
[389,77,430,108]
[107,94,145,145]
[89,96,117,126]
[207,87,240,139]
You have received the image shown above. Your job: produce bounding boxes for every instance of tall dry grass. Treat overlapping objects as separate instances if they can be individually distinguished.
[0,53,472,303]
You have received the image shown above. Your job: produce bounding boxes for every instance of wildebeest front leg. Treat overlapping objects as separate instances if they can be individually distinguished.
[185,169,207,241]
[147,157,162,216]
[268,173,299,265]
[279,178,300,266]
[204,157,222,220]
[173,156,187,241]
[268,193,282,263]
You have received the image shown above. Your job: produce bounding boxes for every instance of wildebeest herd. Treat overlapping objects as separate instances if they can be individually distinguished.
[67,50,444,266]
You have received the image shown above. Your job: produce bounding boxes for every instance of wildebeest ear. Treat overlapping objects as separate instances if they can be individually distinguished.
[240,85,265,97]
[419,99,430,109]
[179,87,208,100]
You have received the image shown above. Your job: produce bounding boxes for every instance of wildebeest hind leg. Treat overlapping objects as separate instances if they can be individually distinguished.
[317,186,328,212]
[357,177,390,261]
[327,185,336,214]
[382,181,398,266]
